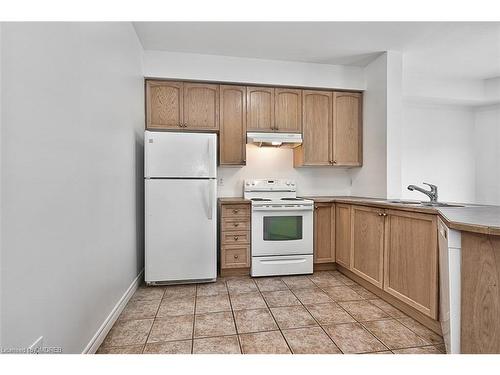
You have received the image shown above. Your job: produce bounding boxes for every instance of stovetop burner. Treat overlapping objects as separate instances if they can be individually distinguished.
[251,198,272,201]
[281,198,302,201]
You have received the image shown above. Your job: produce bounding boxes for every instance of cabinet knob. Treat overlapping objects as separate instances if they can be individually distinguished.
[378,213,383,216]
[233,209,239,214]
[233,223,239,227]
[234,254,239,259]
[183,123,188,128]
[314,205,318,209]
[234,236,239,241]
[333,160,337,164]
[178,123,183,127]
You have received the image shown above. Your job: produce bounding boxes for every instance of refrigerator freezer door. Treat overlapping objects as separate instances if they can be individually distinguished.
[145,131,217,178]
[145,178,217,283]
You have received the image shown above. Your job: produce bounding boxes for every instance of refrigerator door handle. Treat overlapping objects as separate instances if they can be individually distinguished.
[207,138,215,177]
[207,180,214,220]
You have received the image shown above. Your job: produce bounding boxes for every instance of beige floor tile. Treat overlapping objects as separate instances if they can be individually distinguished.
[97,345,144,354]
[196,280,228,296]
[282,327,341,354]
[255,277,289,292]
[349,285,378,299]
[330,272,357,285]
[322,286,364,302]
[270,305,318,329]
[370,298,407,318]
[281,275,317,290]
[194,311,236,338]
[143,340,192,354]
[131,287,165,302]
[156,296,195,317]
[308,272,345,288]
[118,299,160,321]
[305,303,356,325]
[363,319,430,349]
[101,319,153,348]
[239,331,291,354]
[234,308,278,333]
[262,290,301,307]
[292,288,333,305]
[227,278,258,294]
[397,317,444,345]
[366,350,393,354]
[338,300,390,321]
[195,294,231,314]
[193,335,241,354]
[230,291,267,310]
[147,315,194,343]
[393,345,443,354]
[163,284,196,298]
[435,343,447,353]
[323,322,387,354]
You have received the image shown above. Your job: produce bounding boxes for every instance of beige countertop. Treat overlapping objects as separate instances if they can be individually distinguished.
[218,197,251,204]
[304,196,500,236]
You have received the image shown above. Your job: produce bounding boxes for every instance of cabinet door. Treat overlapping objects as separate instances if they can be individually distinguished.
[275,88,302,133]
[296,90,332,166]
[351,205,385,288]
[333,92,362,166]
[314,203,335,264]
[219,85,246,165]
[246,87,275,132]
[384,210,438,319]
[146,80,184,129]
[183,83,219,130]
[335,203,351,269]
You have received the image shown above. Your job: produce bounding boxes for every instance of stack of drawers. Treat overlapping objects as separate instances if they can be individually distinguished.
[220,202,251,272]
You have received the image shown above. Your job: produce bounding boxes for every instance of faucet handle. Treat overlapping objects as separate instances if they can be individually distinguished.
[422,182,437,191]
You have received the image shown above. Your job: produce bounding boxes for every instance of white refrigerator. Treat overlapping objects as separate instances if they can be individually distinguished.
[145,131,217,284]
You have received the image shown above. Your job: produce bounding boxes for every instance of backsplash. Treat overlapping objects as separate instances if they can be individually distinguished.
[217,145,352,197]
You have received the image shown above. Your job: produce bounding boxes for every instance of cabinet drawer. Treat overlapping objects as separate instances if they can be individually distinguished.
[221,230,250,245]
[221,245,250,269]
[222,217,250,231]
[221,204,250,218]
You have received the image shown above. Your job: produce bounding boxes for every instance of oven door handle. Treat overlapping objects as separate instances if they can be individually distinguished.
[252,206,313,212]
[259,258,308,265]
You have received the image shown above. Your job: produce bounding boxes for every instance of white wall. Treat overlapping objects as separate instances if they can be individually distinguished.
[217,146,351,197]
[350,53,388,198]
[474,105,500,205]
[400,102,476,203]
[143,50,365,90]
[0,23,144,353]
[144,49,365,197]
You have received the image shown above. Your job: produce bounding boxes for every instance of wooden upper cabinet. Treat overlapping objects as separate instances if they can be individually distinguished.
[313,203,335,264]
[219,85,246,166]
[183,83,219,130]
[146,80,184,129]
[275,88,302,133]
[384,210,438,319]
[335,203,351,269]
[333,92,362,166]
[351,205,385,288]
[294,90,332,166]
[246,87,275,132]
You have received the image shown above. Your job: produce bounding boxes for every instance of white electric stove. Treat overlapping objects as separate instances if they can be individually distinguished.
[243,179,314,277]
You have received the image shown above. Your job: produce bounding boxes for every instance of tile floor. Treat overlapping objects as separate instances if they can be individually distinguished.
[97,271,445,354]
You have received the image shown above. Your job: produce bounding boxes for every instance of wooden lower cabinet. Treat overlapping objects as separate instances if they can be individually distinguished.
[313,203,335,264]
[383,210,438,319]
[219,202,251,274]
[335,203,351,268]
[350,205,385,288]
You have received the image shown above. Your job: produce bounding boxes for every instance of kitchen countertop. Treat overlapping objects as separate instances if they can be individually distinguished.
[304,196,500,236]
[218,197,251,204]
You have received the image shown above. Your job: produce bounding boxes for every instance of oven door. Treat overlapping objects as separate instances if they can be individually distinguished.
[251,206,313,257]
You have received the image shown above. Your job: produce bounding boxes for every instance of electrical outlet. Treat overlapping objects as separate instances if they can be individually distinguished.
[218,177,224,186]
[29,336,43,354]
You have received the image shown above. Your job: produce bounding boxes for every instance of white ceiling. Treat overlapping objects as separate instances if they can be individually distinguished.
[133,22,500,80]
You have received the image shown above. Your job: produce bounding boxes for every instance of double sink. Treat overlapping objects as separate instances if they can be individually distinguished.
[384,200,465,208]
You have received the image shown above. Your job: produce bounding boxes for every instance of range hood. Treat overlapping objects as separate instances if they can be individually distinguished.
[246,132,302,148]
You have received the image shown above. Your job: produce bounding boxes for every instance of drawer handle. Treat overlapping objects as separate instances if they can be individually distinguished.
[234,254,239,259]
[233,223,239,227]
[232,209,239,214]
[234,236,239,241]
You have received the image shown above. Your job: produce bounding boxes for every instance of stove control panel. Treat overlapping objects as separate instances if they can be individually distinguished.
[244,179,296,192]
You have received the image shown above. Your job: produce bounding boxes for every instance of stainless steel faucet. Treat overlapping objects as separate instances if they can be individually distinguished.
[407,182,438,203]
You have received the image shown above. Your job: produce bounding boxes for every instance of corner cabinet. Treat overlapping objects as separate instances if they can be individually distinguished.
[335,203,351,268]
[219,85,247,165]
[383,210,438,319]
[313,203,335,264]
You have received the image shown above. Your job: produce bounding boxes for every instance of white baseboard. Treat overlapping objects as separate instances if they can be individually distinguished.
[83,269,144,354]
